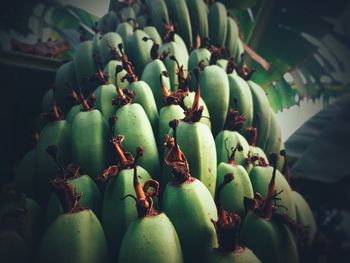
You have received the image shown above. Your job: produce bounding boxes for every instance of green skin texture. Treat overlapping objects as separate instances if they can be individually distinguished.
[207,247,261,263]
[225,17,239,56]
[183,91,211,130]
[216,59,228,71]
[292,191,317,245]
[208,2,227,47]
[141,59,171,111]
[188,48,211,91]
[120,6,136,22]
[248,80,271,149]
[119,213,184,263]
[37,120,71,201]
[166,0,193,48]
[65,104,81,124]
[55,61,79,113]
[148,0,170,37]
[174,34,189,57]
[235,38,244,64]
[215,130,250,166]
[45,175,102,227]
[159,41,189,91]
[143,26,163,45]
[199,65,230,136]
[240,213,300,263]
[114,103,160,179]
[74,41,99,96]
[186,0,209,43]
[93,84,119,120]
[37,210,109,263]
[102,166,151,262]
[116,22,134,54]
[0,198,43,256]
[168,121,217,196]
[227,72,254,132]
[14,149,37,201]
[97,32,124,65]
[41,88,53,113]
[249,166,297,221]
[103,60,129,89]
[0,230,29,263]
[97,11,117,33]
[162,178,218,263]
[158,105,185,155]
[127,30,153,76]
[216,162,254,218]
[128,81,159,135]
[136,15,147,30]
[72,109,109,180]
[264,109,282,156]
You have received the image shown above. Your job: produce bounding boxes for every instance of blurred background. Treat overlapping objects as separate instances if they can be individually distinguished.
[0,0,349,262]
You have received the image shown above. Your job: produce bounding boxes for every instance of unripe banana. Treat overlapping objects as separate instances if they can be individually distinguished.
[144,26,163,45]
[248,80,271,149]
[148,0,170,37]
[166,0,193,48]
[208,2,228,46]
[186,0,209,43]
[225,16,239,56]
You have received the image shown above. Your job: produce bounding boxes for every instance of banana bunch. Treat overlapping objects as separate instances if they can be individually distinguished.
[2,1,318,263]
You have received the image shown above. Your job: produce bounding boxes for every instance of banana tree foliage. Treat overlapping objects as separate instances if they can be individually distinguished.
[230,0,350,112]
[0,0,98,60]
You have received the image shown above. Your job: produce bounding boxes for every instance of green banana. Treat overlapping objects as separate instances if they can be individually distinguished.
[97,32,123,65]
[54,61,79,113]
[166,0,193,48]
[248,80,271,149]
[186,0,209,43]
[144,26,163,45]
[227,71,254,132]
[264,108,282,156]
[127,29,153,76]
[187,47,211,91]
[74,41,99,96]
[199,64,230,136]
[159,41,189,91]
[71,97,109,180]
[102,132,152,262]
[97,10,118,33]
[113,88,160,179]
[208,2,228,46]
[147,0,170,37]
[225,16,239,56]
[162,129,218,262]
[183,91,211,130]
[103,60,129,89]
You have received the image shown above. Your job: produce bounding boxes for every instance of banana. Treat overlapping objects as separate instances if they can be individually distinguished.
[148,0,170,37]
[74,41,99,96]
[247,80,271,150]
[143,26,163,45]
[186,0,209,43]
[97,11,118,33]
[166,0,193,48]
[199,64,230,136]
[187,47,211,91]
[127,29,153,76]
[264,109,282,156]
[208,2,228,46]
[227,71,254,131]
[225,16,239,56]
[159,41,189,91]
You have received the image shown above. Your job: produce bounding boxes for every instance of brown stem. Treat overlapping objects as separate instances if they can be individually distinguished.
[280,149,291,184]
[245,127,257,146]
[225,109,246,131]
[182,70,203,123]
[160,72,170,98]
[213,173,241,252]
[228,143,243,165]
[263,153,278,218]
[164,120,191,183]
